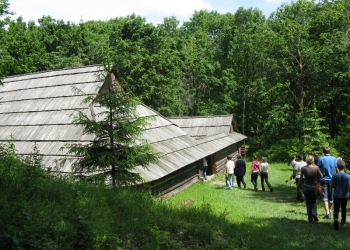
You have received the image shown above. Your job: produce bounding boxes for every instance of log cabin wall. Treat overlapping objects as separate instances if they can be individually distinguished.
[150,161,200,198]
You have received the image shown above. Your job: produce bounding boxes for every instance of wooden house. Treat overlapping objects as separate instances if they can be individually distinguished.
[0,65,247,197]
[169,115,246,178]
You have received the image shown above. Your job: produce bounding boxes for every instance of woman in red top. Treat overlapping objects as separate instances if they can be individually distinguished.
[250,156,260,191]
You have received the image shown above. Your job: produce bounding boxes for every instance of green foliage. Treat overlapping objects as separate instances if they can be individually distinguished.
[301,108,329,152]
[2,0,350,155]
[334,116,350,163]
[250,108,331,161]
[249,138,301,162]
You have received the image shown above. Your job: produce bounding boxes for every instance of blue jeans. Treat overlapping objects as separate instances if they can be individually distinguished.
[321,181,334,203]
[260,172,272,190]
[296,178,305,201]
[251,172,259,188]
[203,166,207,179]
[228,174,234,189]
[303,185,317,222]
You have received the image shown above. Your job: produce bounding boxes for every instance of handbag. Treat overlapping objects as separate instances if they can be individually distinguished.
[314,166,323,197]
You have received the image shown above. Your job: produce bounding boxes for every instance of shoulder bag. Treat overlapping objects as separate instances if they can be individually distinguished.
[314,165,323,197]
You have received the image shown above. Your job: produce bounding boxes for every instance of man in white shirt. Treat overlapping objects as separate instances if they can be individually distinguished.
[226,155,235,190]
[294,155,306,202]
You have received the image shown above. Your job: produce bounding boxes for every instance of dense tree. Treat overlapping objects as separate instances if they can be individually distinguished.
[310,0,350,137]
[227,7,268,136]
[2,0,350,160]
[181,10,236,116]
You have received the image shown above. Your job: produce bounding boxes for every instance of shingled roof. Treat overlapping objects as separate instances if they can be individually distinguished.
[169,115,237,138]
[0,65,247,183]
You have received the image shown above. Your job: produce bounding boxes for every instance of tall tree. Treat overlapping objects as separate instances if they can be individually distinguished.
[222,7,269,136]
[267,0,321,145]
[181,10,236,116]
[310,0,350,137]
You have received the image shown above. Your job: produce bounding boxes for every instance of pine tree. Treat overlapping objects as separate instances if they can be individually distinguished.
[65,71,160,188]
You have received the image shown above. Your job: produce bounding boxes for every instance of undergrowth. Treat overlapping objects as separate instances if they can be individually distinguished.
[0,141,240,249]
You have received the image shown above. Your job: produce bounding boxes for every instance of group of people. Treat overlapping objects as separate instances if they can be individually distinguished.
[204,146,350,229]
[291,146,350,229]
[225,154,273,192]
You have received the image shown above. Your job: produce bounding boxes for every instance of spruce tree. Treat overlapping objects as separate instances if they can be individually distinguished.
[65,71,160,188]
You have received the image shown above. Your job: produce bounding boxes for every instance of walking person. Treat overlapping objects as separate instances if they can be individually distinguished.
[318,146,338,219]
[226,155,235,190]
[250,156,260,191]
[286,155,297,186]
[203,157,208,180]
[336,154,343,163]
[298,155,323,222]
[260,157,273,192]
[294,155,306,202]
[235,154,246,189]
[331,160,350,230]
[225,155,231,187]
[314,153,320,166]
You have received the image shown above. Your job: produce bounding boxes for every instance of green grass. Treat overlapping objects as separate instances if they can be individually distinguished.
[166,162,350,249]
[1,142,349,250]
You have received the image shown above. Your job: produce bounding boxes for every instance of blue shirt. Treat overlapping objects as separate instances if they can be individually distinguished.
[317,154,337,182]
[331,172,350,198]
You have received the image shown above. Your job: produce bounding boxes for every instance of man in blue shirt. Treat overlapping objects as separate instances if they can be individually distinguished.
[318,146,338,219]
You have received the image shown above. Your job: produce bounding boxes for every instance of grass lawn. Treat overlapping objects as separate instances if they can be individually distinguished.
[166,162,350,250]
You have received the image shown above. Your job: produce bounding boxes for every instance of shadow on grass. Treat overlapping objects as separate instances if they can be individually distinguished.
[234,215,350,250]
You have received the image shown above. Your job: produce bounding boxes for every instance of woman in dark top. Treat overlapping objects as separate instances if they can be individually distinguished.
[297,155,323,222]
[234,154,246,188]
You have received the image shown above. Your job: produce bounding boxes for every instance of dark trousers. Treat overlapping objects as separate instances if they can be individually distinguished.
[260,172,272,190]
[296,178,304,201]
[251,172,259,188]
[236,176,246,188]
[303,186,317,222]
[334,197,348,224]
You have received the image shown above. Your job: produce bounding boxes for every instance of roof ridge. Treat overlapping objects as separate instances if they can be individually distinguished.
[168,114,233,119]
[2,64,102,81]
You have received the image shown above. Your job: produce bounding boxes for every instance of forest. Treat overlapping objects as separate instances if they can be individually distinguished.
[1,0,350,161]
